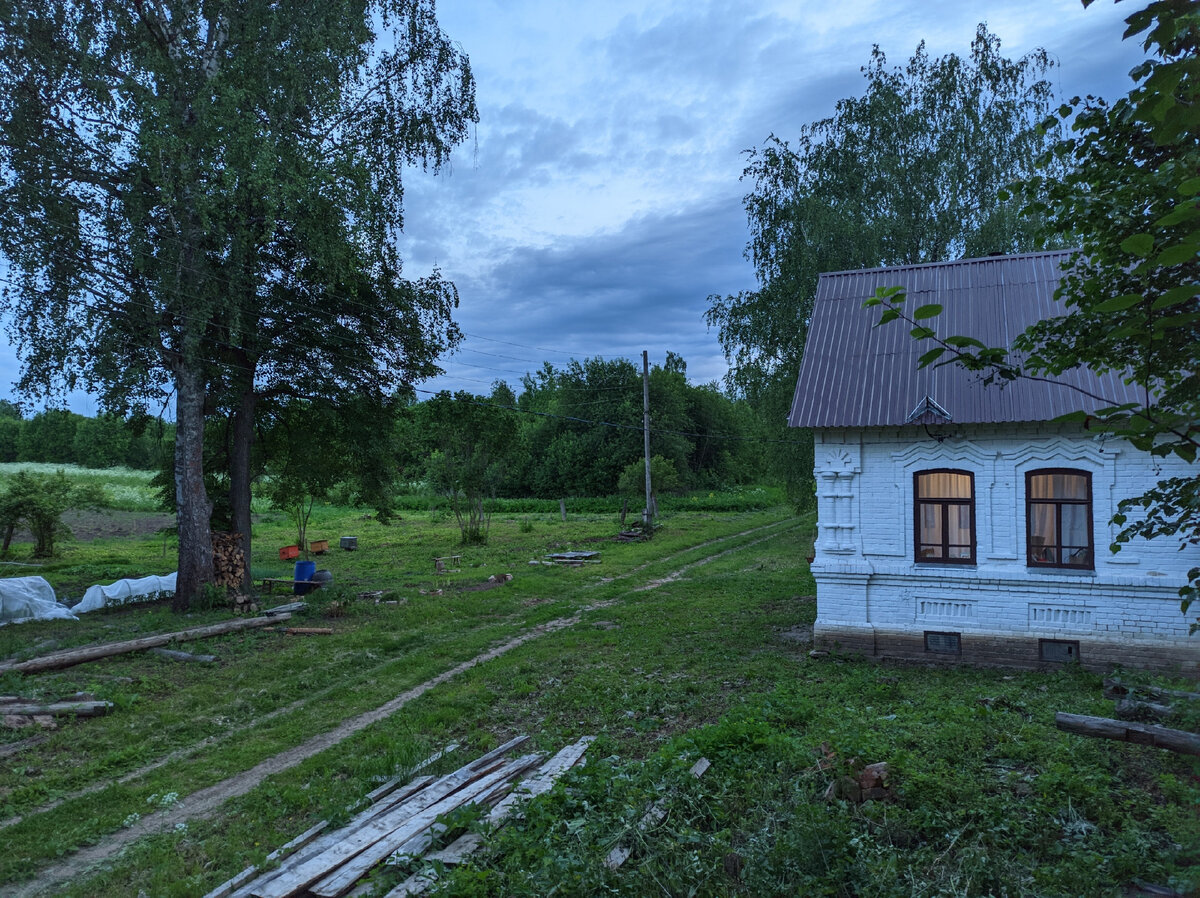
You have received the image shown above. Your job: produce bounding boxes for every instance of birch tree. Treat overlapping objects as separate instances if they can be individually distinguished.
[0,0,476,606]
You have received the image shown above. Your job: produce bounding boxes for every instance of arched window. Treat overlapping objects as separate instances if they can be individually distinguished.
[914,469,975,564]
[1026,469,1093,569]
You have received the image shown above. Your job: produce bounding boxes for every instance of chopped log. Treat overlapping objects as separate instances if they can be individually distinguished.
[151,648,218,664]
[0,613,292,675]
[0,700,112,717]
[1055,712,1200,757]
[1115,698,1176,721]
[1103,677,1200,703]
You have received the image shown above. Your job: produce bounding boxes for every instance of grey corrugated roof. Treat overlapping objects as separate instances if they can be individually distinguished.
[788,250,1143,428]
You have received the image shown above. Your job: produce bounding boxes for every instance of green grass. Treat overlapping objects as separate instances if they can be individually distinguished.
[0,462,162,513]
[0,495,1195,897]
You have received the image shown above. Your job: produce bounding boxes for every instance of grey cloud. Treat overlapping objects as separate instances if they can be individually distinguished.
[424,193,754,391]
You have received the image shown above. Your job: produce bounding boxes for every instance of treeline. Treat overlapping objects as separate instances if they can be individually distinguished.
[495,353,762,496]
[0,403,171,470]
[397,354,767,505]
[391,354,772,542]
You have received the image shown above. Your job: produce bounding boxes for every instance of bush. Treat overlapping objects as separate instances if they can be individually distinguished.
[617,455,681,497]
[0,469,106,556]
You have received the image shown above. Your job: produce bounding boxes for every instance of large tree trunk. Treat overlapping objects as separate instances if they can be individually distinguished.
[174,361,214,611]
[229,383,257,593]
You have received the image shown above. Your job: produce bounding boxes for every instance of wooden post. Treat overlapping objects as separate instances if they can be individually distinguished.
[642,350,652,531]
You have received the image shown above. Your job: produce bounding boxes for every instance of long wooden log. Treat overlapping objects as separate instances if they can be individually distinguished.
[0,614,291,675]
[1055,712,1200,757]
[150,647,218,664]
[1,700,112,717]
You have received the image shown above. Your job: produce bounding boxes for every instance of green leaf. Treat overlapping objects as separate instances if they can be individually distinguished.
[917,347,946,368]
[1150,285,1198,309]
[913,304,943,320]
[875,308,900,326]
[909,326,935,340]
[1092,293,1143,313]
[943,335,987,350]
[1154,204,1198,228]
[1155,243,1199,266]
[1119,233,1155,257]
[1179,176,1200,196]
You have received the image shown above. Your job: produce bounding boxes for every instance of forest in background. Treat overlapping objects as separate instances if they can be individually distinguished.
[0,348,784,523]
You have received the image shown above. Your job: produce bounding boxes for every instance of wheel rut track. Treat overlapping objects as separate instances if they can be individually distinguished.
[0,515,806,897]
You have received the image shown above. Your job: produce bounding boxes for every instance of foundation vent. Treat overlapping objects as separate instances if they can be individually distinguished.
[924,631,961,655]
[1039,639,1080,663]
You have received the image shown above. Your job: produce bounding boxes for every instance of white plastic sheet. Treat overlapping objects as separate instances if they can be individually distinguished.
[75,573,178,614]
[0,576,76,625]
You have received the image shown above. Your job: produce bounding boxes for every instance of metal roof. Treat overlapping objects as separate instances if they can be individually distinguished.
[788,250,1143,428]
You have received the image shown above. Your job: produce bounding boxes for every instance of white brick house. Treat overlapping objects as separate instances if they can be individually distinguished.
[790,252,1198,674]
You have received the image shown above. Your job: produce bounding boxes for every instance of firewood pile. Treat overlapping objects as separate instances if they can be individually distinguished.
[230,595,260,615]
[205,734,594,898]
[212,532,246,590]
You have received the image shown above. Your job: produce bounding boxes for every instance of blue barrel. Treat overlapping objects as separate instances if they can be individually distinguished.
[294,560,317,595]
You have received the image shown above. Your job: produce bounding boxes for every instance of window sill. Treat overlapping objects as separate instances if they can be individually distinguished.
[1026,566,1096,578]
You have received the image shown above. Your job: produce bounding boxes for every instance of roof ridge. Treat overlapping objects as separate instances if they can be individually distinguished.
[817,248,1079,280]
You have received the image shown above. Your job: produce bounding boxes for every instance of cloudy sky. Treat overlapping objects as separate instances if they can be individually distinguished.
[402,0,1145,397]
[2,0,1148,412]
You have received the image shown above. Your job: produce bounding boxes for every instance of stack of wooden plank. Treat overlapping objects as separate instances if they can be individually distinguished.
[207,735,593,898]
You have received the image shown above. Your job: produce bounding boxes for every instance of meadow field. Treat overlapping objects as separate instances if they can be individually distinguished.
[0,467,1195,897]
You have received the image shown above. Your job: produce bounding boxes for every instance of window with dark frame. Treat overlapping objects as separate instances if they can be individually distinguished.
[913,469,975,564]
[1026,469,1093,569]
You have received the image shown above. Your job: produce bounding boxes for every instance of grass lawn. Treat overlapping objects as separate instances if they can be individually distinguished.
[0,490,1196,897]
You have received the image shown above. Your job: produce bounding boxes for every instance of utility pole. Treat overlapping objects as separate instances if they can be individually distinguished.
[642,350,653,531]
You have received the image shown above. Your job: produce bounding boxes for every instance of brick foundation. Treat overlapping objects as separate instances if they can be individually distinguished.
[815,624,1200,678]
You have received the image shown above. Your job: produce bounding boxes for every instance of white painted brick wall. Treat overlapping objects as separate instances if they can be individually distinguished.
[810,424,1199,652]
